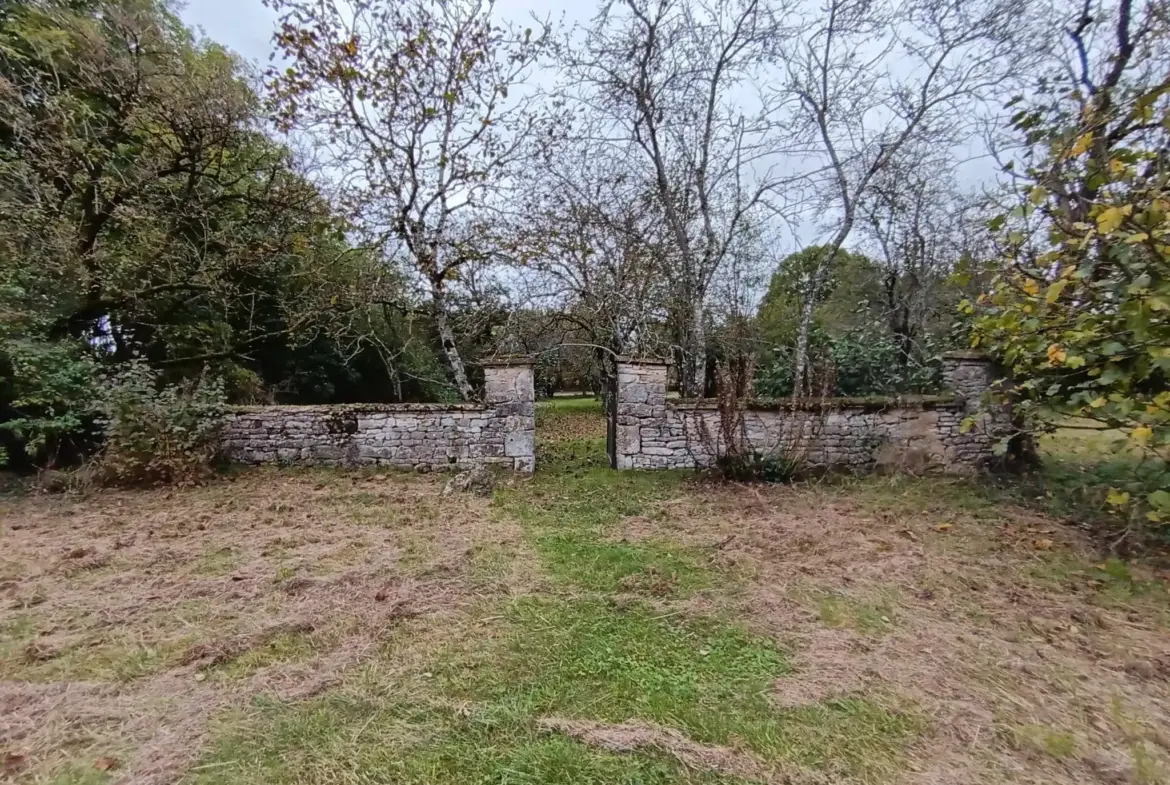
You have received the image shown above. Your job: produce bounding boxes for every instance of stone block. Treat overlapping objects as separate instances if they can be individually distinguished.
[504,430,534,458]
[617,424,640,455]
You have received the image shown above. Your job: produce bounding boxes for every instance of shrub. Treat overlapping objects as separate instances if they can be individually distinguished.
[0,338,100,468]
[755,329,945,398]
[700,358,815,483]
[93,362,227,486]
[713,451,805,483]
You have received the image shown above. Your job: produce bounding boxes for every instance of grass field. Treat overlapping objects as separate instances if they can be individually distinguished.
[1,398,1168,784]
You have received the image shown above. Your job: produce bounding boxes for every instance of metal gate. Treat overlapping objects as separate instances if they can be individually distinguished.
[606,372,618,469]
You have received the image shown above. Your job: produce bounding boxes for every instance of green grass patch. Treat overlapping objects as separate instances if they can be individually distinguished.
[211,630,316,681]
[1030,554,1170,622]
[1011,723,1077,759]
[196,595,921,784]
[536,397,607,457]
[538,395,607,414]
[41,760,116,785]
[194,691,750,785]
[466,542,515,582]
[807,589,900,635]
[495,459,711,596]
[537,534,711,596]
[2,633,192,682]
[194,547,241,577]
[449,597,789,725]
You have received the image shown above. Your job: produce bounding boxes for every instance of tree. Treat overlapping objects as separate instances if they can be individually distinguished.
[970,0,1170,524]
[267,0,553,400]
[0,0,384,463]
[782,0,1030,394]
[859,156,980,365]
[513,136,674,393]
[561,0,789,396]
[756,245,882,349]
[0,0,368,367]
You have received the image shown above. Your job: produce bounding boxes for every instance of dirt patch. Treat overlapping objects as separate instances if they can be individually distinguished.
[0,469,536,784]
[537,716,821,783]
[634,480,1170,785]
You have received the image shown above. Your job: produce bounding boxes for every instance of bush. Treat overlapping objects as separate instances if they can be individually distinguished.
[93,362,227,486]
[699,358,814,483]
[0,338,100,468]
[755,329,945,398]
[713,451,805,483]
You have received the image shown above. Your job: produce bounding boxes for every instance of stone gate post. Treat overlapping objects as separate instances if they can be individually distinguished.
[482,356,536,473]
[614,358,670,469]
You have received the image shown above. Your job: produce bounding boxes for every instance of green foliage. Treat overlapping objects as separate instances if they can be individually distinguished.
[756,246,952,398]
[757,246,882,348]
[755,329,944,397]
[713,451,805,483]
[970,78,1170,528]
[0,338,99,467]
[0,0,461,469]
[93,361,226,486]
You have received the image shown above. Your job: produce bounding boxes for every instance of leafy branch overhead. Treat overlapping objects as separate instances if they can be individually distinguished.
[971,0,1170,524]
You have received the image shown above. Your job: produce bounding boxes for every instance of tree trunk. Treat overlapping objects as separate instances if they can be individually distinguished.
[791,227,852,397]
[429,279,476,401]
[687,296,706,398]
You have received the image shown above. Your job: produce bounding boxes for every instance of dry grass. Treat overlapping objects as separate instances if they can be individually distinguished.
[0,469,534,784]
[536,716,802,783]
[2,427,1169,785]
[626,477,1170,784]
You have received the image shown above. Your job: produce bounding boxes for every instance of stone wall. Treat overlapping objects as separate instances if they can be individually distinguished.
[615,353,1009,474]
[221,361,535,473]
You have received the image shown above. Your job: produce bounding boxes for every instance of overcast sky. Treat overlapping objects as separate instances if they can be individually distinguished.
[177,0,1006,284]
[179,0,587,67]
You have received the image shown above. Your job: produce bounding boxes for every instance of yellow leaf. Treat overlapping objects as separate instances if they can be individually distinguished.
[1106,489,1130,507]
[1069,132,1093,155]
[1131,425,1153,446]
[1096,205,1132,234]
[1047,344,1067,365]
[1045,280,1068,302]
[1022,278,1040,296]
[1126,232,1149,244]
[1090,397,1107,408]
[1029,186,1046,205]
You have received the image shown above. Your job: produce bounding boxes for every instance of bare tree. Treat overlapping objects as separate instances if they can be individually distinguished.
[783,0,1031,394]
[859,150,978,363]
[514,138,674,390]
[266,0,552,399]
[561,0,791,396]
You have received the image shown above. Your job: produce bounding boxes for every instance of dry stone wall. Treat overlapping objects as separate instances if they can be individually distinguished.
[221,361,535,473]
[615,353,1010,474]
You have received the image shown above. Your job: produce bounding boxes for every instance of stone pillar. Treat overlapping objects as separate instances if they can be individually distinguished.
[939,350,1016,471]
[483,356,536,474]
[615,358,669,469]
[940,351,999,411]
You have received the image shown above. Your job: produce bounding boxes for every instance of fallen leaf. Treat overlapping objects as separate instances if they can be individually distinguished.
[94,757,118,771]
[1033,538,1054,551]
[935,523,953,532]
